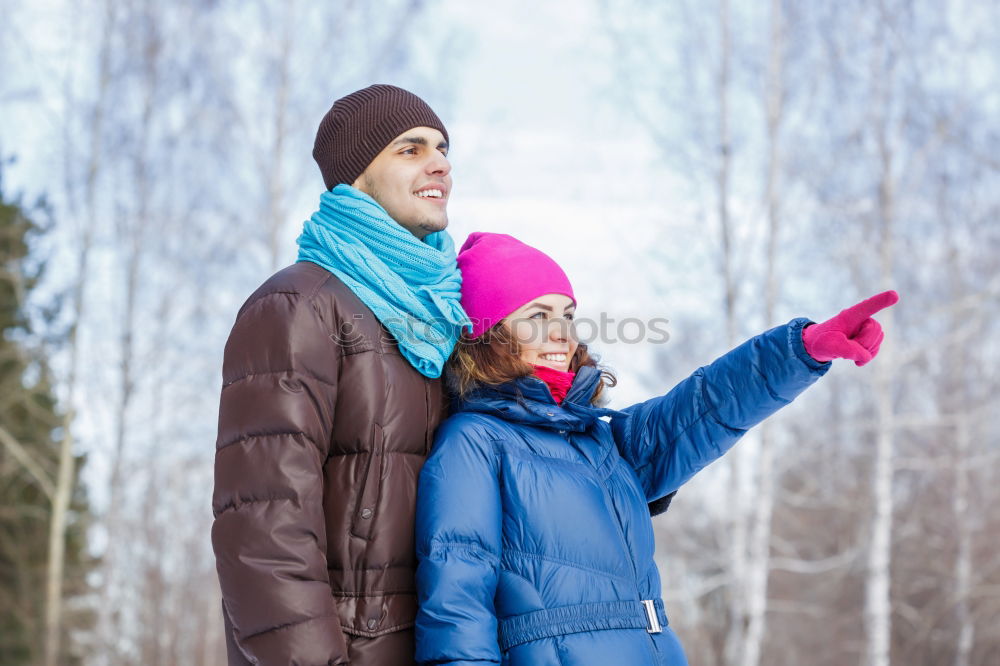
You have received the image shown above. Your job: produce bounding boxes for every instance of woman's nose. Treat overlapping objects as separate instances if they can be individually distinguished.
[549,319,569,342]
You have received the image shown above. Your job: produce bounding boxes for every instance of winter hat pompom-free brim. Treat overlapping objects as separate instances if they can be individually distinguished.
[313,84,449,190]
[457,232,575,339]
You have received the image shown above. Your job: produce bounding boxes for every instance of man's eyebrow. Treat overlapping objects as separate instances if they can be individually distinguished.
[391,136,428,147]
[390,136,449,151]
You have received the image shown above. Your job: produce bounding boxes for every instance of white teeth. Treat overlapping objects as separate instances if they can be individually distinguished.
[540,353,567,362]
[416,189,443,198]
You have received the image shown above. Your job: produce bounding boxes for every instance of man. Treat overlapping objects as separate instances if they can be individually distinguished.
[212,84,469,666]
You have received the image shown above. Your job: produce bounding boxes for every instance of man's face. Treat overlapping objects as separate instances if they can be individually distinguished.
[352,126,451,239]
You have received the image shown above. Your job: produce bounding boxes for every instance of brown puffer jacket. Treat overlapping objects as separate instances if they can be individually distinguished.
[212,261,447,665]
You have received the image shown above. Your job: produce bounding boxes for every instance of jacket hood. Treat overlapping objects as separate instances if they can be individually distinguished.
[454,365,626,432]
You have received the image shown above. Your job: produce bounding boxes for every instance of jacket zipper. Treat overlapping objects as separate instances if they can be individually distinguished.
[585,435,661,662]
[350,423,384,540]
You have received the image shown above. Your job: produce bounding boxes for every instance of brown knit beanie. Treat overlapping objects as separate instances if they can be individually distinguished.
[313,84,449,191]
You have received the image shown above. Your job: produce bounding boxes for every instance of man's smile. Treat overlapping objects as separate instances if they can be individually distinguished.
[414,184,448,202]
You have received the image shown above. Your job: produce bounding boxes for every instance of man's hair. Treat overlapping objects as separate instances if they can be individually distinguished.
[445,324,616,404]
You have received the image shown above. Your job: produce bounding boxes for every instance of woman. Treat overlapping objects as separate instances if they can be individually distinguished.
[415,232,896,665]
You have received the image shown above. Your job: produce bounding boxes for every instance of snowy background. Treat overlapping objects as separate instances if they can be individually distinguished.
[1,0,998,664]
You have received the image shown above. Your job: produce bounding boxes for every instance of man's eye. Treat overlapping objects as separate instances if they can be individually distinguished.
[401,147,416,155]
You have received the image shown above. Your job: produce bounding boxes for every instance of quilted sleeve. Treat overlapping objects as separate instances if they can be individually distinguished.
[211,288,348,666]
[415,417,503,666]
[612,318,831,502]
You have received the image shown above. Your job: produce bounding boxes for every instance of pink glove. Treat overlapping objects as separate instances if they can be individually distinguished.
[802,290,899,366]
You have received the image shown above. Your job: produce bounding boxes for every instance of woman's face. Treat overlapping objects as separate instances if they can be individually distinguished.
[503,293,579,372]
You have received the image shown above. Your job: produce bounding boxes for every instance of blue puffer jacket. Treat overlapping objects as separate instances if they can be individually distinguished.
[415,319,830,665]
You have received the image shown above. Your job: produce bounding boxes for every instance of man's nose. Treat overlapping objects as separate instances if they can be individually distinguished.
[427,151,451,176]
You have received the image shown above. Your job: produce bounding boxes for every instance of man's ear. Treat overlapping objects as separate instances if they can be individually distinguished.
[351,172,367,192]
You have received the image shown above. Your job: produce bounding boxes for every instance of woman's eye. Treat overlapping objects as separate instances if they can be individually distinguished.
[529,312,546,319]
[565,313,575,321]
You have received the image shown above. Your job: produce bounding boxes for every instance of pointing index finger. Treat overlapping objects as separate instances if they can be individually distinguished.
[843,290,899,328]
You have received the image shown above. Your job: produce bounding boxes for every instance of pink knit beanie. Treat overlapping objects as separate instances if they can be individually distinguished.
[457,232,575,339]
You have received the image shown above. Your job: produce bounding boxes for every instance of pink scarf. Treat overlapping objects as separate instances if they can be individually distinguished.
[531,364,576,405]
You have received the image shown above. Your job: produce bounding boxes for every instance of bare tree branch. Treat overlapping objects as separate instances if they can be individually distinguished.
[0,423,55,500]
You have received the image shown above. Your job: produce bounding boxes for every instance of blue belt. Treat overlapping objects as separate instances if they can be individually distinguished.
[497,599,668,652]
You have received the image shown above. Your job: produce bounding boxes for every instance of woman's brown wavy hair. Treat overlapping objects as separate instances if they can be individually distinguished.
[445,323,617,405]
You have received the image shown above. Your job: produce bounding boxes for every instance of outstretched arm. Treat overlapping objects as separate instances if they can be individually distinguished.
[612,318,829,502]
[613,291,898,503]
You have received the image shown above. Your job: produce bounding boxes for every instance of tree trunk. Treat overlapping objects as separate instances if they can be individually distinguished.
[864,38,896,665]
[742,3,785,664]
[98,3,160,662]
[42,2,113,663]
[264,0,294,272]
[714,1,748,663]
[952,419,973,666]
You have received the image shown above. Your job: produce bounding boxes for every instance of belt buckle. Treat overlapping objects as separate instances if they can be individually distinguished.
[642,599,662,634]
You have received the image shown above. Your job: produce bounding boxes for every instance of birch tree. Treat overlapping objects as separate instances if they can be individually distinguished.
[95,2,164,659]
[42,1,117,663]
[741,1,789,664]
[859,10,899,663]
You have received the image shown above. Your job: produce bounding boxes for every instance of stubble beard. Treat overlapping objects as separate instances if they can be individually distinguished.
[415,210,448,237]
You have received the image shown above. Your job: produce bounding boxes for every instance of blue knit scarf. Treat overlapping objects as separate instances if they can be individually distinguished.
[296,185,470,379]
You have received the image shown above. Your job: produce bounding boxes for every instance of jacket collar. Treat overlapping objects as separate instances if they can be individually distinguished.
[455,365,626,432]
